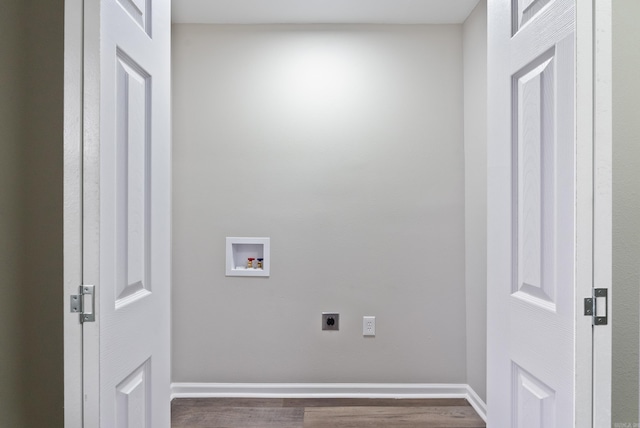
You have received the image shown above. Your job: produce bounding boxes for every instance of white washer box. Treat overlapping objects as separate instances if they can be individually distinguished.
[225,237,270,277]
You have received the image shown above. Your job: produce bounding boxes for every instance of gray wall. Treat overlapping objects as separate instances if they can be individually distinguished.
[22,0,65,425]
[0,0,27,425]
[172,24,468,384]
[0,0,64,426]
[463,0,487,402]
[613,0,640,424]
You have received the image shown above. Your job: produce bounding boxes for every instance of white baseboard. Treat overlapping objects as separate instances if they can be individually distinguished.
[463,384,488,422]
[170,382,487,422]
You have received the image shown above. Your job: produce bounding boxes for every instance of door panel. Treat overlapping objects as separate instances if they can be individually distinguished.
[82,0,171,426]
[115,50,151,307]
[115,359,151,427]
[513,363,556,428]
[509,33,576,428]
[513,0,553,34]
[116,0,151,35]
[487,0,589,426]
[514,47,557,308]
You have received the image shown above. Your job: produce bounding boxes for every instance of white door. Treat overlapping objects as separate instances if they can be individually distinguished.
[487,0,600,426]
[80,0,172,426]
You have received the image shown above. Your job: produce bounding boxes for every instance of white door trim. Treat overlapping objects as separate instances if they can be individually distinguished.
[81,0,102,425]
[63,0,84,425]
[592,0,613,425]
[62,0,103,426]
[575,0,595,426]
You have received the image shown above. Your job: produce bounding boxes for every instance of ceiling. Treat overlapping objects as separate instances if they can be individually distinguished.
[172,0,481,25]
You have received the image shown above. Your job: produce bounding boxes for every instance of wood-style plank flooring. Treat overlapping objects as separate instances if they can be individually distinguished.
[171,398,486,428]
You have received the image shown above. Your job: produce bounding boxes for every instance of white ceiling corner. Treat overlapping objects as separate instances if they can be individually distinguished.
[172,0,482,25]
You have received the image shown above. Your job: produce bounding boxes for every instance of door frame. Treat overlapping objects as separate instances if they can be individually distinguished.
[591,0,613,425]
[63,0,84,425]
[575,0,596,425]
[576,0,614,425]
[63,0,613,426]
[64,0,101,425]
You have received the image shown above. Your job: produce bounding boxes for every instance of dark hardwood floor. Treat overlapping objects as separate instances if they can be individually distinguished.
[171,398,486,428]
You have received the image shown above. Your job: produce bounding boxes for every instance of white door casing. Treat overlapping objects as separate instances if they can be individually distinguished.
[63,0,84,424]
[487,0,598,426]
[591,1,613,426]
[80,0,172,426]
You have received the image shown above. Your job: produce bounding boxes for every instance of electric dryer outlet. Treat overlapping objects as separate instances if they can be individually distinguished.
[322,313,339,331]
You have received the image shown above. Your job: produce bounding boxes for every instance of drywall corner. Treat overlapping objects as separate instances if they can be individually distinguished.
[463,0,488,403]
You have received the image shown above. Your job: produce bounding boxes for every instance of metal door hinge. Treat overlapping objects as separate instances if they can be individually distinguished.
[70,285,95,323]
[584,288,608,325]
